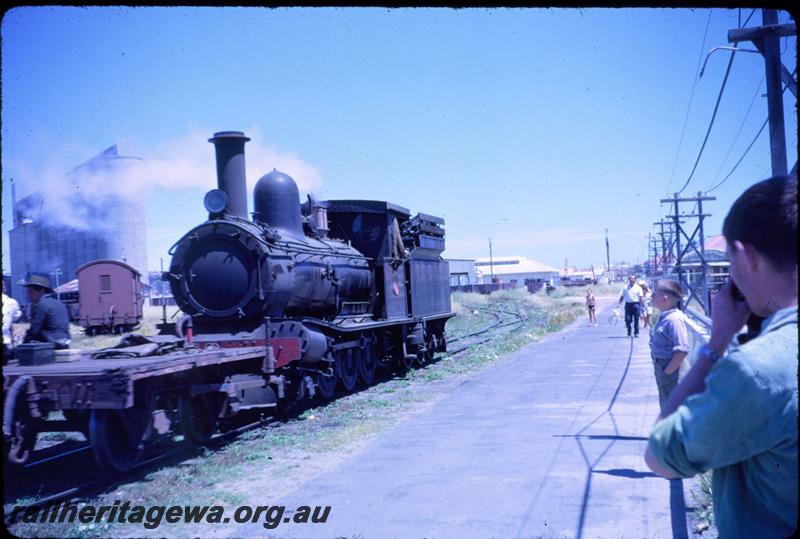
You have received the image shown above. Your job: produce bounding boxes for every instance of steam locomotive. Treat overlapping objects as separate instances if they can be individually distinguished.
[3,131,454,472]
[163,131,454,402]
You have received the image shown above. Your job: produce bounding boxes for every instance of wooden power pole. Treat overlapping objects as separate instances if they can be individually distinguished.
[728,9,797,176]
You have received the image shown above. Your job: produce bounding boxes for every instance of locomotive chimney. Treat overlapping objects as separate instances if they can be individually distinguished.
[209,131,250,219]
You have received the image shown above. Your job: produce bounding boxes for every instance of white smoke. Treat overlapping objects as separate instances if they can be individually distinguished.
[8,127,324,230]
[117,127,323,196]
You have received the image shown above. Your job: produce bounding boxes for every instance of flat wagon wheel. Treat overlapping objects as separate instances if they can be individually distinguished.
[336,349,358,392]
[180,392,226,445]
[356,342,376,386]
[315,365,337,400]
[89,408,151,472]
[63,409,91,439]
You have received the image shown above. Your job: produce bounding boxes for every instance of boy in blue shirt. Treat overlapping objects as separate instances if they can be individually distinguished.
[645,176,797,538]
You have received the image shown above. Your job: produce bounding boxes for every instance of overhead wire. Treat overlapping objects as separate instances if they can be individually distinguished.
[706,67,797,193]
[706,118,768,193]
[666,10,713,195]
[675,48,737,195]
[678,8,757,194]
[742,8,756,27]
[671,10,755,196]
[708,73,766,186]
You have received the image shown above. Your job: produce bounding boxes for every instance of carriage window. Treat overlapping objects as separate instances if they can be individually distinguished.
[100,274,112,293]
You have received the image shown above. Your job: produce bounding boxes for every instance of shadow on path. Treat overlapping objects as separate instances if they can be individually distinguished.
[565,335,688,539]
[594,468,659,479]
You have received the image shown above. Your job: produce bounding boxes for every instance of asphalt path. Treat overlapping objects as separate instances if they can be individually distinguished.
[247,299,696,538]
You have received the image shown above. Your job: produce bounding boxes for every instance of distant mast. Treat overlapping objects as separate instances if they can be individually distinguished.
[11,178,18,227]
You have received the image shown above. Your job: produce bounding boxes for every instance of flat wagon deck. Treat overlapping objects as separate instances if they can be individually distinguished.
[4,346,268,409]
[3,344,271,472]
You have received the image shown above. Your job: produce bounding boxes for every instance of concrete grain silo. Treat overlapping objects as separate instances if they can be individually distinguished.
[8,143,148,302]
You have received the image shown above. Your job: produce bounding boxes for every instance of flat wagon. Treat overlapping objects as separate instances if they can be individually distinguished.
[3,342,272,472]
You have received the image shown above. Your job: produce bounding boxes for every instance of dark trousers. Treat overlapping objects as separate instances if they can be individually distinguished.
[624,302,640,336]
[653,358,680,411]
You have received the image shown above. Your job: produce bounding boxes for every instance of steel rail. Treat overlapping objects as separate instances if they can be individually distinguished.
[4,418,270,528]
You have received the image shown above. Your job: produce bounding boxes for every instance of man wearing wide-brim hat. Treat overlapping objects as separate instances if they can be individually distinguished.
[22,273,70,349]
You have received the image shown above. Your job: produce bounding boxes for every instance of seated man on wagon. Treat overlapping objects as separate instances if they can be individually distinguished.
[22,273,71,349]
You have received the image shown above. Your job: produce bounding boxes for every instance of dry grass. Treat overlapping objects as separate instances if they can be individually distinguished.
[12,305,184,351]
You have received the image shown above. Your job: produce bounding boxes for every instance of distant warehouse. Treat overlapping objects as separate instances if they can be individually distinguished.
[474,256,559,287]
[9,143,148,302]
[446,258,478,286]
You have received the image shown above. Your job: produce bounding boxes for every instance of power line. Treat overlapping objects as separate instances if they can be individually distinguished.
[708,73,765,186]
[707,118,768,192]
[675,48,737,195]
[666,10,713,195]
[701,8,762,191]
[742,9,756,27]
[707,67,797,193]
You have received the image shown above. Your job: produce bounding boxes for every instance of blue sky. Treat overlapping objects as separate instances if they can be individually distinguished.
[2,7,796,274]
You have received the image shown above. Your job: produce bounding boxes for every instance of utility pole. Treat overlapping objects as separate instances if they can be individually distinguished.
[648,233,660,276]
[604,228,610,275]
[11,178,19,226]
[661,192,715,315]
[653,218,684,276]
[729,9,796,176]
[488,239,494,284]
[653,221,669,276]
[51,268,62,301]
[160,257,167,324]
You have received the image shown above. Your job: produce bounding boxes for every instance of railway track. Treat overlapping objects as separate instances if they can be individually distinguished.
[5,304,532,519]
[445,304,528,355]
[4,416,275,527]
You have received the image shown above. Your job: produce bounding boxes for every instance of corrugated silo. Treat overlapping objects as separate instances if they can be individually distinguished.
[8,144,148,302]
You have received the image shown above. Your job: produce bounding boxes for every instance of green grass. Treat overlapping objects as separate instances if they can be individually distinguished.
[544,282,620,299]
[691,471,717,536]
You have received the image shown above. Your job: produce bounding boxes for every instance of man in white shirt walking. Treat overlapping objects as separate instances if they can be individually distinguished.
[618,275,643,337]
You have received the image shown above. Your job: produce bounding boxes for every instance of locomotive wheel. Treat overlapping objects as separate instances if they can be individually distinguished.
[315,367,337,400]
[356,344,376,386]
[89,408,150,472]
[336,349,358,392]
[395,347,414,372]
[180,392,226,445]
[424,332,437,363]
[414,340,429,367]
